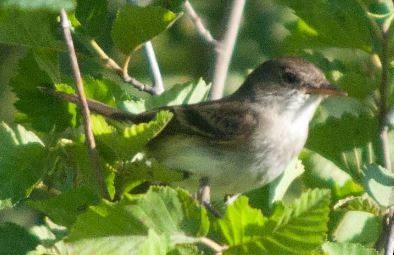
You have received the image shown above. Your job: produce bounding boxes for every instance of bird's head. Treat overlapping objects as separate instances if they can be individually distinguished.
[234,57,346,100]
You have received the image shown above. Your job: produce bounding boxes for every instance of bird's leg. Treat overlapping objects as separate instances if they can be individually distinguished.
[198,177,221,217]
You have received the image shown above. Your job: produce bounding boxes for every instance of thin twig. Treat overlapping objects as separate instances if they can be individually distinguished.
[199,237,228,255]
[89,39,155,94]
[143,41,165,95]
[60,9,109,199]
[184,0,218,46]
[210,0,246,100]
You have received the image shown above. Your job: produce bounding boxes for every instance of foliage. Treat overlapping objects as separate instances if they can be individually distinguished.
[0,0,393,254]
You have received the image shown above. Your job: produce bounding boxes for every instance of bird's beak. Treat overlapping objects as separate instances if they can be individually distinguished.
[305,83,347,96]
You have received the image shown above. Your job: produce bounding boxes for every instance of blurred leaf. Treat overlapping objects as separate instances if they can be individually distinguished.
[152,0,186,12]
[224,189,330,255]
[0,0,74,11]
[111,5,179,54]
[0,8,64,50]
[67,187,208,253]
[331,211,381,246]
[279,0,374,51]
[29,187,99,228]
[92,111,173,161]
[75,0,109,37]
[0,123,46,203]
[122,79,211,114]
[217,196,266,246]
[0,222,39,255]
[10,52,77,132]
[322,242,382,255]
[362,164,394,207]
[301,150,363,200]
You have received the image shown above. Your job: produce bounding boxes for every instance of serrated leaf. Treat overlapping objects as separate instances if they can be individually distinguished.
[0,123,46,203]
[29,187,99,227]
[75,0,109,37]
[362,164,394,207]
[322,242,382,255]
[307,111,379,181]
[69,229,170,255]
[0,8,64,50]
[67,187,208,253]
[279,0,374,51]
[301,150,363,200]
[0,0,74,11]
[0,222,39,254]
[10,52,77,132]
[92,111,173,161]
[217,196,266,246]
[122,79,211,114]
[332,211,381,246]
[111,5,179,54]
[337,195,381,215]
[224,189,331,255]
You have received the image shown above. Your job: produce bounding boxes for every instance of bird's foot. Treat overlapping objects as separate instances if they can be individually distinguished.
[198,177,221,217]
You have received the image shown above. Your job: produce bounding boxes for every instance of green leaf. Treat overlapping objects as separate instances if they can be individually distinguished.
[224,189,331,255]
[92,111,173,161]
[279,0,374,51]
[301,150,363,200]
[28,187,99,227]
[331,211,381,246]
[0,8,64,51]
[111,5,179,54]
[246,159,305,215]
[122,79,211,114]
[115,160,184,196]
[362,164,394,207]
[68,187,209,248]
[307,110,379,181]
[69,229,170,255]
[336,195,381,215]
[0,222,39,254]
[75,0,109,37]
[217,196,266,246]
[322,242,382,255]
[0,123,46,203]
[0,0,74,11]
[10,52,77,132]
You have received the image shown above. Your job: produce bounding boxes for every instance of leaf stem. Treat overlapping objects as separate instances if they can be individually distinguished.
[199,237,228,255]
[89,39,155,94]
[210,0,246,100]
[184,0,218,46]
[60,9,109,199]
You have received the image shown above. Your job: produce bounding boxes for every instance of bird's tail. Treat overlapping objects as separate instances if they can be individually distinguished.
[39,86,136,122]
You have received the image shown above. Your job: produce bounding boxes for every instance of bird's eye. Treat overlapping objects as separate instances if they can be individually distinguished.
[283,72,299,84]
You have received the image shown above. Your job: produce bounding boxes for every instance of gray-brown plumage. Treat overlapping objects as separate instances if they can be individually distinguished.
[43,57,345,198]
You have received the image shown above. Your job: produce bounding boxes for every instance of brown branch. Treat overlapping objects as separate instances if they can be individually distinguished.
[210,0,246,100]
[60,9,109,199]
[89,40,155,95]
[199,237,228,255]
[184,1,218,46]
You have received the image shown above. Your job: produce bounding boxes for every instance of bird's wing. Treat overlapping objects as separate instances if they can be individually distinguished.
[135,99,259,141]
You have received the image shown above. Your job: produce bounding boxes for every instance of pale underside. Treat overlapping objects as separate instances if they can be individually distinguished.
[146,93,322,199]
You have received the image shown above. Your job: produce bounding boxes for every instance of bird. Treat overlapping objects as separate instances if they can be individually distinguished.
[43,57,346,201]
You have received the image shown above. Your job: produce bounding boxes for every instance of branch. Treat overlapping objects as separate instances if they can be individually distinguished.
[376,16,394,255]
[143,41,165,94]
[60,9,109,199]
[184,0,218,46]
[89,40,155,95]
[209,0,246,100]
[199,237,228,255]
